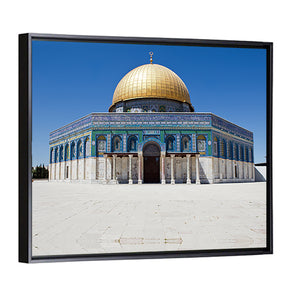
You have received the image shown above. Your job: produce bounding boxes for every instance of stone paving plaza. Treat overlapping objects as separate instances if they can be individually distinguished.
[32,181,266,256]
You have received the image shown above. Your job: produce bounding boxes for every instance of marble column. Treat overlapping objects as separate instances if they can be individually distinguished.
[232,158,235,179]
[240,160,244,179]
[128,154,133,184]
[112,154,117,183]
[196,154,200,184]
[171,154,175,184]
[107,156,112,181]
[161,153,166,184]
[49,164,51,181]
[103,154,107,184]
[138,154,142,184]
[186,154,191,184]
[218,156,223,179]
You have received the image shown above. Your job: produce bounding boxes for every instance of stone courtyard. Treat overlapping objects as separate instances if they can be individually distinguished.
[32,181,266,256]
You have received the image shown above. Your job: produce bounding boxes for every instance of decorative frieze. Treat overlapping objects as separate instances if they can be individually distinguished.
[50,113,252,143]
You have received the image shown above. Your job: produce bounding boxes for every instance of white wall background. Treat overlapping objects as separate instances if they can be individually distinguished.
[1,0,299,299]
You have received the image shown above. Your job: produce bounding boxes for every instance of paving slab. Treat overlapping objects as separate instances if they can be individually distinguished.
[32,182,266,256]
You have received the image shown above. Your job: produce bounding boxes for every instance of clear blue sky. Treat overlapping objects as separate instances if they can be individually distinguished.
[32,40,266,166]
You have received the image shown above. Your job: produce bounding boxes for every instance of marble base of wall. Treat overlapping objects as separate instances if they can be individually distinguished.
[49,157,255,184]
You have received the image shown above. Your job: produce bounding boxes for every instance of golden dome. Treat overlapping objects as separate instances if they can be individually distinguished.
[112,63,191,106]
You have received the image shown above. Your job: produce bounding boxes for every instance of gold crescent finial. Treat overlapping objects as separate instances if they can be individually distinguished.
[149,51,153,64]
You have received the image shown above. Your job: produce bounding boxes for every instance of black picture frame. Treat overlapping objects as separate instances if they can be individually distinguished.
[19,33,273,263]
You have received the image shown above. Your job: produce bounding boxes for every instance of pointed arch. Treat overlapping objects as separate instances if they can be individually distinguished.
[77,140,83,158]
[197,135,206,153]
[127,135,138,152]
[59,145,64,162]
[112,135,122,152]
[239,145,245,161]
[54,147,59,163]
[181,135,191,152]
[166,135,175,152]
[97,135,106,156]
[65,144,69,161]
[221,139,227,159]
[84,137,90,158]
[70,141,76,160]
[50,148,54,163]
[213,137,219,157]
[228,141,233,160]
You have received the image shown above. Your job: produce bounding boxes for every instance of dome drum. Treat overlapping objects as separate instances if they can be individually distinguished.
[109,98,193,113]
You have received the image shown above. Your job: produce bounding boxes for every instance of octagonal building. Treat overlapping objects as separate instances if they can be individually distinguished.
[49,56,255,184]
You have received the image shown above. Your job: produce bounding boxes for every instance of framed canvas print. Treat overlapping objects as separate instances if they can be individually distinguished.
[19,33,273,263]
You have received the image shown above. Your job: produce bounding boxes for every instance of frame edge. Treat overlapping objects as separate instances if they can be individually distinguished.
[19,33,32,263]
[18,33,273,263]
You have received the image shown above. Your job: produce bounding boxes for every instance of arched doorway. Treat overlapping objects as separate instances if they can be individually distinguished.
[143,142,160,183]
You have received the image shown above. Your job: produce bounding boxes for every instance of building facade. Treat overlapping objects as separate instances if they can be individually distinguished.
[49,58,255,184]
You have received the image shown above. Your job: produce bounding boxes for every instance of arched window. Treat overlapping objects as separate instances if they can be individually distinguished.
[166,135,175,151]
[84,138,90,158]
[220,140,224,157]
[234,144,239,161]
[112,136,122,152]
[239,145,244,161]
[50,148,53,163]
[77,140,83,158]
[97,136,106,155]
[59,145,64,162]
[55,148,59,163]
[197,135,206,153]
[245,147,249,162]
[221,139,227,158]
[181,135,191,152]
[65,144,69,161]
[213,137,218,156]
[228,142,233,160]
[71,142,76,160]
[127,136,138,152]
